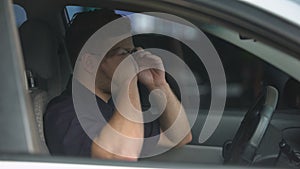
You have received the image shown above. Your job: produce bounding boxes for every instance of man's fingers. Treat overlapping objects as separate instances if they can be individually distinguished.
[133,51,161,63]
[131,49,165,72]
[135,47,143,51]
[134,50,151,58]
[138,55,164,71]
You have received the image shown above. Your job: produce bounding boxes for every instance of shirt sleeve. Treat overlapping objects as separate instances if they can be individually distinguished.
[44,94,104,157]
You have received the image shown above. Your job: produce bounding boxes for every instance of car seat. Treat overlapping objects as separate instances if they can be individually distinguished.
[19,19,72,154]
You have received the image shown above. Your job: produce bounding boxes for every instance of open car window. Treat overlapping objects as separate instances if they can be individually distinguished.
[2,0,300,168]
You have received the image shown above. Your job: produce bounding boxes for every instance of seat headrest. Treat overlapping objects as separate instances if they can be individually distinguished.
[19,20,59,79]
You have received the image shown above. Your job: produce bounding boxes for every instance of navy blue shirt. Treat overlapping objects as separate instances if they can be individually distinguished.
[44,79,160,157]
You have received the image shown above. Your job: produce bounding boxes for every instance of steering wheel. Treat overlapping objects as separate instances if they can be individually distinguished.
[223,86,278,165]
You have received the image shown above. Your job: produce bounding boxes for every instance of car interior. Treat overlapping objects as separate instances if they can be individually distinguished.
[9,0,300,168]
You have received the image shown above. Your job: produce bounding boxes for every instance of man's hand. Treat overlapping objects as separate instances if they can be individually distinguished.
[133,49,167,90]
[133,48,192,148]
[110,54,139,90]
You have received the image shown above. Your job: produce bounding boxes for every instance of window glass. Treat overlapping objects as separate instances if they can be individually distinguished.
[197,32,292,110]
[13,4,27,27]
[65,6,99,22]
[66,6,84,20]
[209,35,265,109]
[62,7,290,110]
[115,10,133,16]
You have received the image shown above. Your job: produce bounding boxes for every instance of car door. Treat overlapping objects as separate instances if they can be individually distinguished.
[2,0,300,168]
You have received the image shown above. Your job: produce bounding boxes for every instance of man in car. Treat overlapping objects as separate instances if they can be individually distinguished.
[44,9,192,161]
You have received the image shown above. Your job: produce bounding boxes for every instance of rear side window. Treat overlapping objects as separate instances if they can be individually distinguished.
[65,6,133,25]
[65,6,99,24]
[13,4,27,27]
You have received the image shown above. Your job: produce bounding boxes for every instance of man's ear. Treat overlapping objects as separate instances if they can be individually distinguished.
[81,53,98,75]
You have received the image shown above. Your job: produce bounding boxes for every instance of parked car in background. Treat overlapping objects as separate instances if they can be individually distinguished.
[1,0,300,168]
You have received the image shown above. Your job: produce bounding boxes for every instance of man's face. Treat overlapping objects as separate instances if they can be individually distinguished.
[95,37,135,93]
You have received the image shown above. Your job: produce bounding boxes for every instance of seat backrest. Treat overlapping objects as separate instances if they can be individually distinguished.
[19,19,72,154]
[19,19,71,100]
